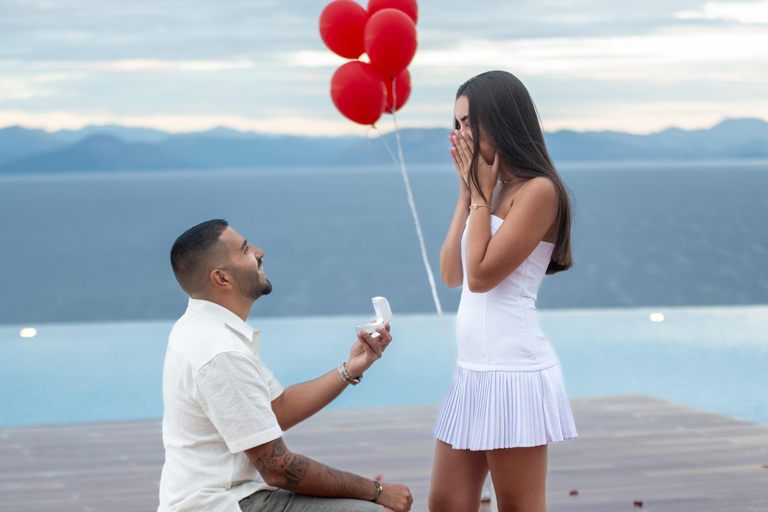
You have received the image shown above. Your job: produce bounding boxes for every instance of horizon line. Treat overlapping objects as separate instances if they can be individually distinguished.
[1,115,765,139]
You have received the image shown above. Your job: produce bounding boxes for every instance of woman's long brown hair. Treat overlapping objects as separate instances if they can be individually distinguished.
[456,70,573,274]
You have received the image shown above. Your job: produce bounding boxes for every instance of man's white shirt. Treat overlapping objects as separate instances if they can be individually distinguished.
[158,298,284,512]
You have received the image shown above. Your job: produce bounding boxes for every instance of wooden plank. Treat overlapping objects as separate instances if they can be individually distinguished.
[0,395,766,512]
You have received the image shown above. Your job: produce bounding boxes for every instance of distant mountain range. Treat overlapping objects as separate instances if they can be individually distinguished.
[1,118,766,173]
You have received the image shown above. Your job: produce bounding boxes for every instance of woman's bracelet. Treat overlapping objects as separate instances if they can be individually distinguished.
[338,362,362,386]
[469,203,491,210]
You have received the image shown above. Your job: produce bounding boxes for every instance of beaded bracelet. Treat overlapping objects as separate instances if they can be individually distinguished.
[338,362,362,386]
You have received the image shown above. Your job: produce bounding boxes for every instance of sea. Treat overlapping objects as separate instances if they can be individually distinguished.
[1,160,767,323]
[1,160,767,427]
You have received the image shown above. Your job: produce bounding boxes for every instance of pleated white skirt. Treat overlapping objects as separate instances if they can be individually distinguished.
[432,364,578,450]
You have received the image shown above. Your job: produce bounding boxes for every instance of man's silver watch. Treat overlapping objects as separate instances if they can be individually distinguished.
[338,362,362,386]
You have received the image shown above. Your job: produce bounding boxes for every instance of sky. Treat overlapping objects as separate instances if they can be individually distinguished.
[1,0,767,136]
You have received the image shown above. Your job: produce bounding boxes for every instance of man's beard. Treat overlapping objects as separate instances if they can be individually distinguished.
[232,267,272,300]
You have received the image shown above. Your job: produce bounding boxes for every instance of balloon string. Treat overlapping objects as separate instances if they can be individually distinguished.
[375,80,456,362]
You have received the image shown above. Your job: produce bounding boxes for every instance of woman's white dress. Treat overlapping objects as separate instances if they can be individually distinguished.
[432,214,578,450]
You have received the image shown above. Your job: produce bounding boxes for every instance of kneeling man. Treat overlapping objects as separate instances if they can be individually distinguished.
[158,219,412,512]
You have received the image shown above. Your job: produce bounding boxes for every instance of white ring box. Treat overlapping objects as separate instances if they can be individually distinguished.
[355,297,392,338]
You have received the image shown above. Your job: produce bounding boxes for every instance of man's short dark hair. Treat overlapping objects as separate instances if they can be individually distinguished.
[171,219,229,294]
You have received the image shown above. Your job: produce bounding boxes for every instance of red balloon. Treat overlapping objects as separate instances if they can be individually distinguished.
[319,0,369,60]
[364,8,417,78]
[381,68,411,113]
[367,0,418,24]
[331,61,387,125]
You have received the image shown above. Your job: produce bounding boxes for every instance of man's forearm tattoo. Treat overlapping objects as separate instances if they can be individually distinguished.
[254,439,310,488]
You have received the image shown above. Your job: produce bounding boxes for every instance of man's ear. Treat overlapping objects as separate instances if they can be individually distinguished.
[210,268,233,290]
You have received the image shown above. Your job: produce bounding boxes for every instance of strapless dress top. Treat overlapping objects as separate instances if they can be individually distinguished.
[455,215,559,371]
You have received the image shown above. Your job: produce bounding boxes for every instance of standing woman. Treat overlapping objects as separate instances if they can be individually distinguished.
[429,71,577,512]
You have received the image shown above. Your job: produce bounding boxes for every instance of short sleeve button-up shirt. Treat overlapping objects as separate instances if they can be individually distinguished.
[158,298,284,512]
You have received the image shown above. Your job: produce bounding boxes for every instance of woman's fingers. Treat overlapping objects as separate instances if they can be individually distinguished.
[450,148,461,173]
[451,135,466,168]
[461,131,491,168]
[453,137,468,168]
[449,132,470,190]
[452,150,470,189]
[455,131,475,165]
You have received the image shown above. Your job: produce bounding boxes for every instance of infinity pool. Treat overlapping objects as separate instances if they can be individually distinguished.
[1,305,766,427]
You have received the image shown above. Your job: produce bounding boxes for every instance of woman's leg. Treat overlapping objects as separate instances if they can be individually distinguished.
[428,439,489,512]
[485,444,548,512]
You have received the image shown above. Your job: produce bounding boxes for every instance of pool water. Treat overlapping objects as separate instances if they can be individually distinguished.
[1,305,766,427]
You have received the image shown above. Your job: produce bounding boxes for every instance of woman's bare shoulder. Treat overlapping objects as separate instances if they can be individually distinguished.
[517,176,558,205]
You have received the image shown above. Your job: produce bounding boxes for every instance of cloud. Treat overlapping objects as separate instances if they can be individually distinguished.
[5,95,764,136]
[0,71,74,101]
[416,27,768,79]
[677,1,768,24]
[540,99,768,133]
[1,0,767,136]
[0,0,322,61]
[284,51,349,68]
[416,0,713,43]
[0,78,51,101]
[3,58,256,73]
[287,25,768,83]
[0,110,375,136]
[90,59,255,72]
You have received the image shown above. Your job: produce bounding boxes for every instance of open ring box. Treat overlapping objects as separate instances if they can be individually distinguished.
[355,297,392,338]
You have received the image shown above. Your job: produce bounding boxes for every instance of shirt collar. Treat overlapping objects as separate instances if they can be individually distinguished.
[187,298,262,351]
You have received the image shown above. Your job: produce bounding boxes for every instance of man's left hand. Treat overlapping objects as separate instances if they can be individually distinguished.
[345,323,392,379]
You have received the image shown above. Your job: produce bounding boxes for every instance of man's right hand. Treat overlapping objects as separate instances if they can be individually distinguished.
[378,483,413,512]
[246,437,413,511]
[345,323,392,380]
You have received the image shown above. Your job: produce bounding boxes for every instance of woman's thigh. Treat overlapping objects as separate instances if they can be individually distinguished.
[428,439,489,512]
[486,444,548,512]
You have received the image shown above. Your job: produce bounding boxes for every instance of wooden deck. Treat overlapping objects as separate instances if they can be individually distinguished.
[1,395,767,511]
